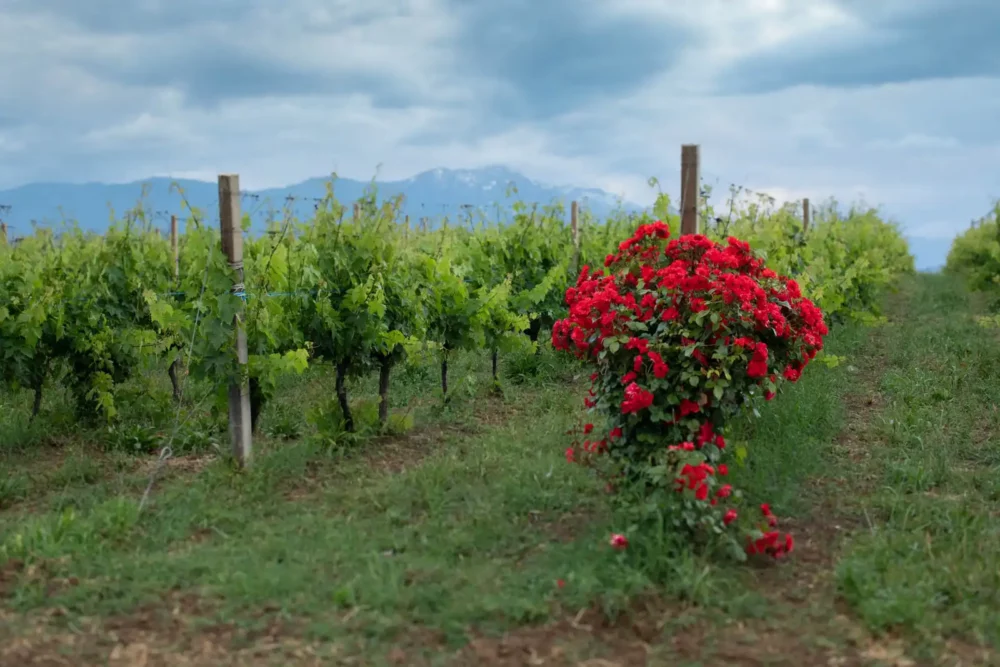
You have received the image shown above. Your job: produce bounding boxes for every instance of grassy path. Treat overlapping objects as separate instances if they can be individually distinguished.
[1,274,999,666]
[657,273,1000,667]
[832,275,1000,665]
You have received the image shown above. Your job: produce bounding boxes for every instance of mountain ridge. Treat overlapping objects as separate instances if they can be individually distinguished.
[0,166,650,236]
[0,167,945,271]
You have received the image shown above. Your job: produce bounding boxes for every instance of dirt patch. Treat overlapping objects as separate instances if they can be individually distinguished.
[451,603,662,667]
[0,557,80,603]
[0,560,24,598]
[278,422,459,503]
[833,390,883,466]
[0,594,335,667]
[970,407,999,449]
[364,425,457,475]
[474,394,529,429]
[140,455,216,477]
[525,509,592,545]
[447,596,867,667]
[0,446,152,516]
[0,445,72,476]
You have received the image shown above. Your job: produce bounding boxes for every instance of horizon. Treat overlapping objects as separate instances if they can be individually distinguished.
[2,1,996,269]
[0,163,952,270]
[0,165,623,198]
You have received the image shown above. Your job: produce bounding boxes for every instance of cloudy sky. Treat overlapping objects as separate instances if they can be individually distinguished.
[1,0,997,266]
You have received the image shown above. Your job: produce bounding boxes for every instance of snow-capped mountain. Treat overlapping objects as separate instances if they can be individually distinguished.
[0,166,650,236]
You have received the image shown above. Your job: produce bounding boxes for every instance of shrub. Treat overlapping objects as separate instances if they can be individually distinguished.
[552,222,829,560]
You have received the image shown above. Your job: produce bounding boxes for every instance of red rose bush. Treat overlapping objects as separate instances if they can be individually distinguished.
[552,222,828,560]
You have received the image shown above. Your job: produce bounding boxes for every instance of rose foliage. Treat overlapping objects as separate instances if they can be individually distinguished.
[552,221,829,560]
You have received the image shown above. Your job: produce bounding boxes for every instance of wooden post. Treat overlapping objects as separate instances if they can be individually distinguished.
[353,202,360,220]
[0,223,6,245]
[421,217,428,232]
[170,215,179,280]
[680,145,700,235]
[570,200,580,276]
[802,198,811,231]
[218,174,252,468]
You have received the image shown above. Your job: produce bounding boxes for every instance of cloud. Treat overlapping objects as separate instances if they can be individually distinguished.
[714,0,1000,93]
[0,0,996,270]
[2,0,241,34]
[3,0,464,113]
[446,0,692,124]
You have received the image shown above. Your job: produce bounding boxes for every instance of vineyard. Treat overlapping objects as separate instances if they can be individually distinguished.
[0,178,909,449]
[1,163,999,666]
[946,202,1000,296]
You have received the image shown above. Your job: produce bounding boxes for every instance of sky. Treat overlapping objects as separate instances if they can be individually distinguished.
[1,0,998,266]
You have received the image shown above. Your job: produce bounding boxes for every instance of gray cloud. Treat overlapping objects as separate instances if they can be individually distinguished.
[714,0,1000,93]
[3,0,459,112]
[84,45,417,110]
[448,0,693,123]
[7,0,694,132]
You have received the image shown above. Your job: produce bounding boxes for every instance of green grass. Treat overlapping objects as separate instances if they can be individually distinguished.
[0,336,869,664]
[834,274,1000,660]
[2,274,999,664]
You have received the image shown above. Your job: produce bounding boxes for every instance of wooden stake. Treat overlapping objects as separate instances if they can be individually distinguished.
[353,202,360,220]
[570,200,580,276]
[170,215,179,280]
[218,174,252,468]
[802,198,811,232]
[0,222,6,244]
[680,145,700,235]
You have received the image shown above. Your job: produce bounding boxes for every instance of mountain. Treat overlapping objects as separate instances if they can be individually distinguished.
[4,167,943,269]
[0,166,649,237]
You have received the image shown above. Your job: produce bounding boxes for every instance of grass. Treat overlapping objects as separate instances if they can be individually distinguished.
[0,273,998,665]
[833,275,1000,662]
